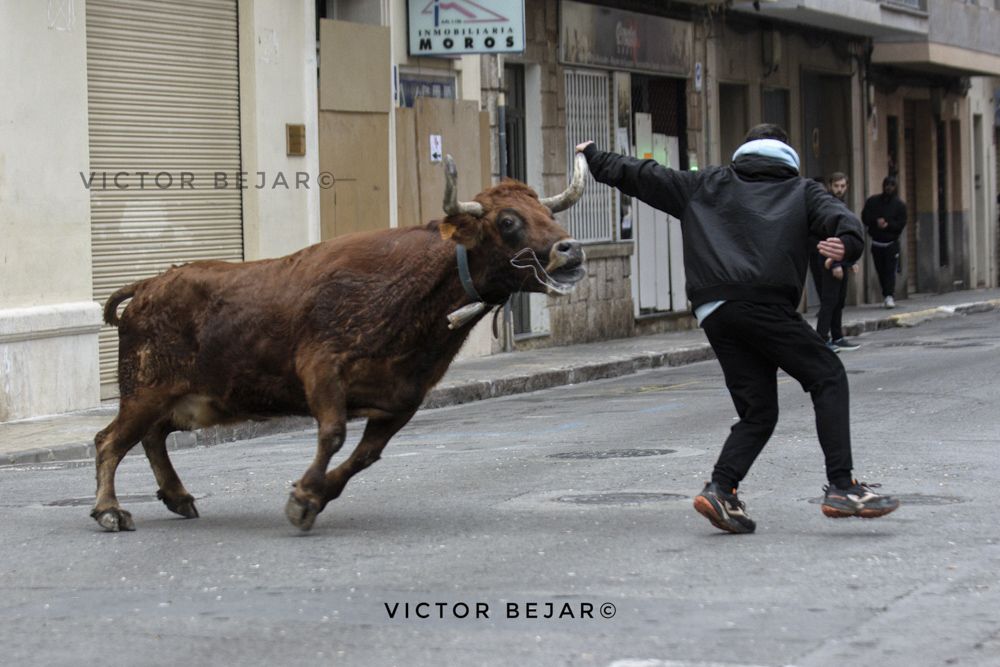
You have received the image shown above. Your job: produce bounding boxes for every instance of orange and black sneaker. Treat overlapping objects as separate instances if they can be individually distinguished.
[822,481,900,518]
[693,482,756,534]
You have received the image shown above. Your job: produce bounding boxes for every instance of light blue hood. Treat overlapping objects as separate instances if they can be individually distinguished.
[732,139,800,173]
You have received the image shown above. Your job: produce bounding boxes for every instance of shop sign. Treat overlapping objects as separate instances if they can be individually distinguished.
[559,0,692,75]
[408,0,525,56]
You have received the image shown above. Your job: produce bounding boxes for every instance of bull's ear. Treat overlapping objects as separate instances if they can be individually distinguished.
[439,218,481,246]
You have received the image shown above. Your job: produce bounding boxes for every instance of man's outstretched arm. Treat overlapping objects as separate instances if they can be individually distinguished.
[576,141,700,219]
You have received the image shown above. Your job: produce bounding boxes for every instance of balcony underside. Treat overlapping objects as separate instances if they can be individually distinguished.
[729,0,928,38]
[872,41,1000,78]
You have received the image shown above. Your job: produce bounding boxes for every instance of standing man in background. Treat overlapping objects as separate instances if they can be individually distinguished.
[862,176,907,308]
[813,172,860,351]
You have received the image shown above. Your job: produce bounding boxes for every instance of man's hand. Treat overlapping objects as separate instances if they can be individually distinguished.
[575,141,594,153]
[832,266,844,280]
[818,237,846,268]
[877,216,888,229]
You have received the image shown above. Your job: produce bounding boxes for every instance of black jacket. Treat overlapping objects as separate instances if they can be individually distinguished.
[583,145,865,310]
[861,193,907,244]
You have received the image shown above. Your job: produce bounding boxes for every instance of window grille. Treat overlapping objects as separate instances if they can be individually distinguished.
[564,69,614,242]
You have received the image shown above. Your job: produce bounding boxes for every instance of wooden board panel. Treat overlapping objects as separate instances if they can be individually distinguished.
[394,106,421,229]
[413,97,484,224]
[319,19,390,113]
[319,111,390,239]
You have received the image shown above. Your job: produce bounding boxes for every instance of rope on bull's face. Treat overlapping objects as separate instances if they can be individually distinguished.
[510,248,575,295]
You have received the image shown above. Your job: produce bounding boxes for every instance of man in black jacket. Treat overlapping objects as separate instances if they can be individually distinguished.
[578,124,899,534]
[861,176,907,308]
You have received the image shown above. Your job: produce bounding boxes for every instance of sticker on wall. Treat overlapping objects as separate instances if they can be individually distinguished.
[429,134,443,163]
[259,29,279,64]
[47,0,75,31]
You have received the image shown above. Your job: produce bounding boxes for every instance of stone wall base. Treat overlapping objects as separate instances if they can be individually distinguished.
[0,302,102,422]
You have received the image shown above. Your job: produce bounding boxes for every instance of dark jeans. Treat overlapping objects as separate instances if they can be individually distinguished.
[818,271,849,342]
[871,241,899,298]
[701,301,854,490]
[809,251,849,341]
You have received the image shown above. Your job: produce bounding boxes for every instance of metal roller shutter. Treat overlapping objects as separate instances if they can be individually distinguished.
[86,0,242,397]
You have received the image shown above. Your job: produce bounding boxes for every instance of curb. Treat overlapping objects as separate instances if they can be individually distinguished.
[2,346,718,468]
[4,298,998,467]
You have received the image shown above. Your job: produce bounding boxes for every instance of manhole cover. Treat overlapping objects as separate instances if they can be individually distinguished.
[548,448,676,460]
[807,493,963,506]
[554,492,687,505]
[45,493,161,507]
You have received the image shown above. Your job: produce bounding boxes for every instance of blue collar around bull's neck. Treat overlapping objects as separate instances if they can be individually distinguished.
[456,243,484,303]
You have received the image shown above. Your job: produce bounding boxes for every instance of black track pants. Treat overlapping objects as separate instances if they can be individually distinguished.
[701,301,854,490]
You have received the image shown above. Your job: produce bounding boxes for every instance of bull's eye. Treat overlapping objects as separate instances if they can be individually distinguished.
[496,210,525,246]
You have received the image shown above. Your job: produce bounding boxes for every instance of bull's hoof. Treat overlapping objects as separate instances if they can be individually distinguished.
[285,493,321,532]
[157,490,200,519]
[91,507,135,532]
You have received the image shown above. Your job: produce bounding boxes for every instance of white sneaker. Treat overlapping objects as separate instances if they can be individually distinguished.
[884,295,896,309]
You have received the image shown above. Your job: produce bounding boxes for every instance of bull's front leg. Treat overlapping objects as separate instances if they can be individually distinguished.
[286,371,347,531]
[321,410,416,505]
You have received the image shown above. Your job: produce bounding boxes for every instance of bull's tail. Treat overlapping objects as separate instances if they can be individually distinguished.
[103,280,146,326]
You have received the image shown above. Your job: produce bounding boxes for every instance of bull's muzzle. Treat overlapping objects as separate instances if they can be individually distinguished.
[544,238,587,292]
[548,239,584,271]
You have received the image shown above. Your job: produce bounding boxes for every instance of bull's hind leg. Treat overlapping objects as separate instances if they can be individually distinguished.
[91,393,165,532]
[286,370,347,531]
[322,410,416,505]
[142,420,199,519]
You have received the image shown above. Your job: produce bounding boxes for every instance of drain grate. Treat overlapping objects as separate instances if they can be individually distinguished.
[548,448,676,460]
[807,493,963,506]
[554,492,687,505]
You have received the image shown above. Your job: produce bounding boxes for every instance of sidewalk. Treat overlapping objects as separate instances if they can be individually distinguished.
[3,288,999,466]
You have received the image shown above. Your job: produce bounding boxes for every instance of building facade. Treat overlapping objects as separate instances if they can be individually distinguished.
[1,0,322,419]
[1,0,998,421]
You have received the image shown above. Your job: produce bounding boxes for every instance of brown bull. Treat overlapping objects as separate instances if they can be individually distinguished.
[91,155,589,532]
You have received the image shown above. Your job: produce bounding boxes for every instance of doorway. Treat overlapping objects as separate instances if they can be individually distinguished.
[630,75,688,314]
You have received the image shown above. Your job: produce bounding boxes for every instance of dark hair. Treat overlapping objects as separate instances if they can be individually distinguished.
[743,123,789,144]
[829,172,848,184]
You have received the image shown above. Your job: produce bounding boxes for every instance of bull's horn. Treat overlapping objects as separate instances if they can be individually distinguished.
[539,152,589,213]
[443,155,484,217]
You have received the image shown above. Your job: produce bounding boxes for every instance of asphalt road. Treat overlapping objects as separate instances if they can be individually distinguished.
[2,311,999,667]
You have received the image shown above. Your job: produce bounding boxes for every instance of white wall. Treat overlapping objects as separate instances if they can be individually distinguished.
[0,0,101,421]
[0,0,93,307]
[968,77,998,288]
[239,0,321,260]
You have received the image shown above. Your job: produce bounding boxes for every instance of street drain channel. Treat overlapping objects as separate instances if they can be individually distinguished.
[879,341,988,349]
[45,493,162,507]
[2,460,93,472]
[807,493,964,506]
[554,492,687,505]
[548,448,676,460]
